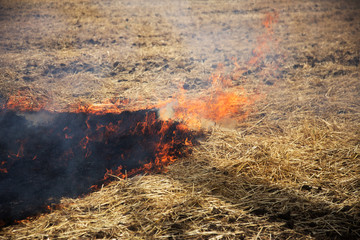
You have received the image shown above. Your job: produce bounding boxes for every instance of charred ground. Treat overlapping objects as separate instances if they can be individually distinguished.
[0,109,197,225]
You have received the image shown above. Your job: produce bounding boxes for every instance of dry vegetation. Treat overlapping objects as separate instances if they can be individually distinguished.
[0,0,359,239]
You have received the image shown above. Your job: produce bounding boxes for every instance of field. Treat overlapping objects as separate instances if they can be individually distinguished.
[0,0,359,239]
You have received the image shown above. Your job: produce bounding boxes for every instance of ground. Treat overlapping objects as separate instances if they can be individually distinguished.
[0,0,359,239]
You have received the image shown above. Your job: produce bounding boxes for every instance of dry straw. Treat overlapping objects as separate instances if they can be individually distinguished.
[1,0,359,239]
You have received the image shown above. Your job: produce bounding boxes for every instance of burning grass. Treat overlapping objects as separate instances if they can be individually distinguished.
[1,0,360,239]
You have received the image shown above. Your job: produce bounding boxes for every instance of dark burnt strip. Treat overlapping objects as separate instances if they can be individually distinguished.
[0,109,198,226]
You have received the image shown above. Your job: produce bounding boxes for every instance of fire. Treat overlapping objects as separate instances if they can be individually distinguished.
[1,13,278,132]
[0,108,198,224]
[155,11,279,129]
[156,63,257,130]
[0,11,280,224]
[68,98,130,115]
[0,12,279,181]
[262,11,278,30]
[5,89,48,112]
[0,161,7,173]
[249,11,279,66]
[100,111,195,182]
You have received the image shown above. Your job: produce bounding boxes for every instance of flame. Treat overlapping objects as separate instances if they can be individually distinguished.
[155,12,279,129]
[0,160,7,173]
[157,63,257,129]
[16,142,25,158]
[5,90,48,112]
[63,127,73,139]
[262,11,278,30]
[6,140,26,161]
[68,98,130,115]
[95,111,195,184]
[249,11,279,66]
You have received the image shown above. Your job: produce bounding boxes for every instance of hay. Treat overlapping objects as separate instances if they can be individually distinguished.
[1,0,360,239]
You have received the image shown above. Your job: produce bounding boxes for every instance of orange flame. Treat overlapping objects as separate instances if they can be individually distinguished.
[97,111,194,184]
[68,98,130,115]
[155,12,279,129]
[0,160,7,174]
[156,63,257,129]
[5,90,47,112]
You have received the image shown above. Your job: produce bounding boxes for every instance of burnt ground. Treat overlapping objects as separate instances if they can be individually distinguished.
[0,109,195,225]
[0,0,360,239]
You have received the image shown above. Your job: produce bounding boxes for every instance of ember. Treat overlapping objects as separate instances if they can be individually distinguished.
[0,108,197,225]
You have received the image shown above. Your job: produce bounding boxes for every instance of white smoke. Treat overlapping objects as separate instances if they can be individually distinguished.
[19,111,56,127]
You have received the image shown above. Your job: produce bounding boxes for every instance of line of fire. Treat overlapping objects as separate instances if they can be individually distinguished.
[0,12,278,227]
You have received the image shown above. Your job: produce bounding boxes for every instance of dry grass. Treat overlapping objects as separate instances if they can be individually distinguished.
[0,0,360,239]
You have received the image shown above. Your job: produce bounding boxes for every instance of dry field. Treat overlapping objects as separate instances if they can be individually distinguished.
[0,0,359,239]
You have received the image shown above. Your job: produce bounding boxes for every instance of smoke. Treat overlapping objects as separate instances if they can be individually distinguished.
[158,102,175,121]
[20,111,56,127]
